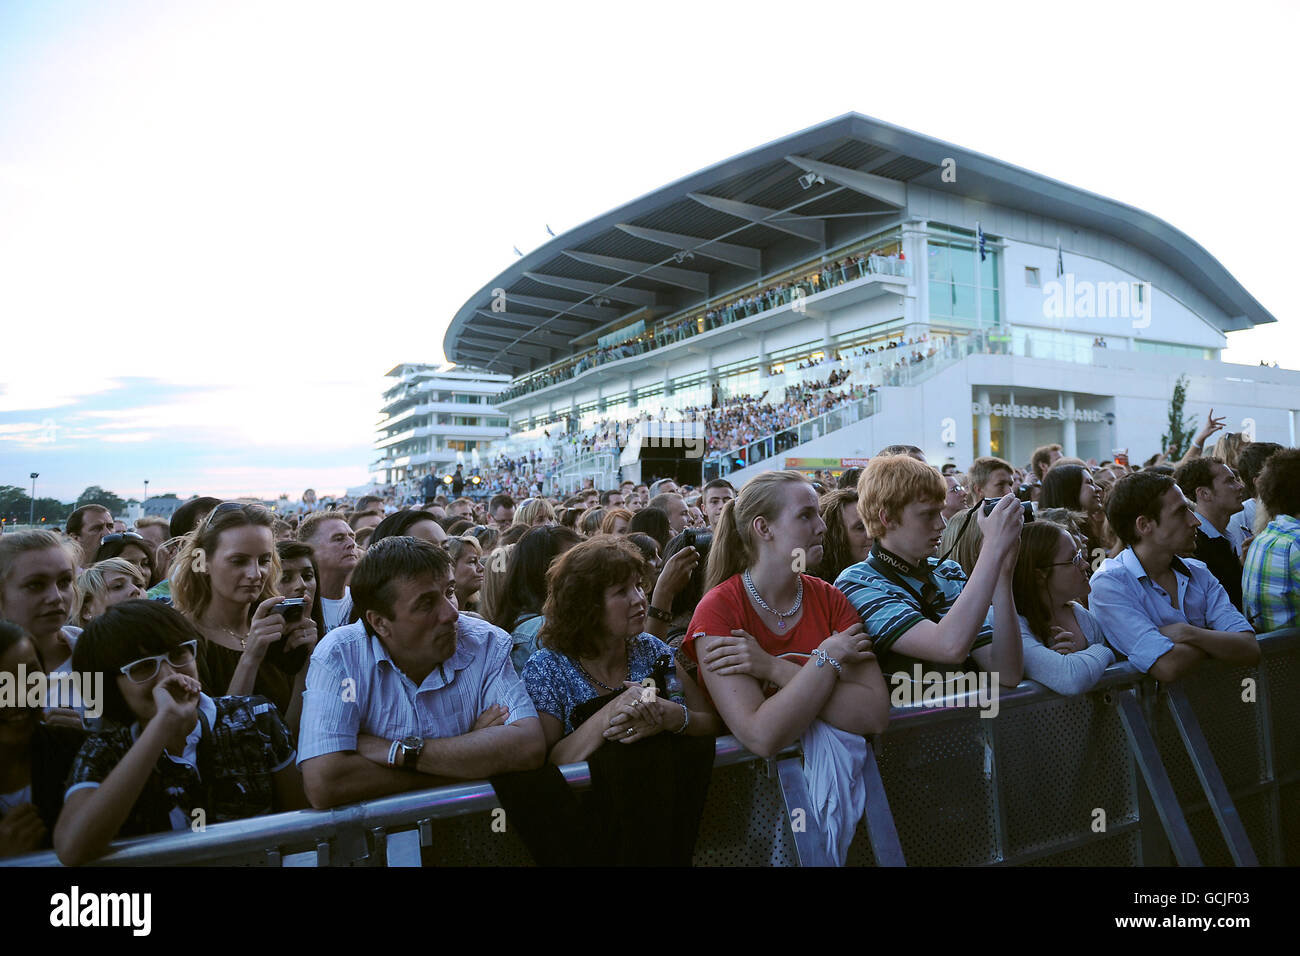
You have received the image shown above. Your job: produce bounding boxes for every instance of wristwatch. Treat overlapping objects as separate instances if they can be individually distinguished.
[646,605,672,622]
[392,735,424,770]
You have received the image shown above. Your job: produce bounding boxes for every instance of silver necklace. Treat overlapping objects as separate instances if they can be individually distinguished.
[743,570,802,630]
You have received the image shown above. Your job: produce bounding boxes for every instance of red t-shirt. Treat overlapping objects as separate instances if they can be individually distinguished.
[683,574,860,676]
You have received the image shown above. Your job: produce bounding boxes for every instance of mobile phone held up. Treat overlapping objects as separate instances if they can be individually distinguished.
[272,598,306,624]
[983,498,1035,522]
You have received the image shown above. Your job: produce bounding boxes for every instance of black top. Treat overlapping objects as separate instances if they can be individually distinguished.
[1193,529,1243,611]
[29,723,89,840]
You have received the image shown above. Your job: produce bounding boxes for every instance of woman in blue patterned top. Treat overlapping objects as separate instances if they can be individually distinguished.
[522,534,719,864]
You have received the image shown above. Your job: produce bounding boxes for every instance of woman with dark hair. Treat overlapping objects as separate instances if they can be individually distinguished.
[626,533,664,595]
[813,489,872,584]
[0,621,86,857]
[522,536,718,865]
[93,532,155,587]
[369,510,447,548]
[628,508,671,550]
[1039,464,1106,557]
[171,503,316,733]
[53,601,306,865]
[274,541,327,641]
[1011,523,1114,695]
[493,525,582,675]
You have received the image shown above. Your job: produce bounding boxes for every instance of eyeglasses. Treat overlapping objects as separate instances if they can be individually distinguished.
[1047,549,1087,569]
[119,641,199,684]
[100,531,146,546]
[203,501,243,530]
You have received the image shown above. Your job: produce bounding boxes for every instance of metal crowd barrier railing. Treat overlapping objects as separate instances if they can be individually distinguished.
[9,629,1296,867]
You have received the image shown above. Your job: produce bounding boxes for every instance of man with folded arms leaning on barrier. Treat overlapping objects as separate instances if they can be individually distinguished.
[1089,472,1258,683]
[298,536,544,810]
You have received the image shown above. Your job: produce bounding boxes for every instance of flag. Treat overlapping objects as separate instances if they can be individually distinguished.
[1056,237,1064,277]
[546,224,556,236]
[513,245,523,257]
[977,222,986,262]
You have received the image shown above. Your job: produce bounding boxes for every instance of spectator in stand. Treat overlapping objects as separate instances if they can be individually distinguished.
[1039,464,1107,559]
[813,489,872,585]
[297,537,543,809]
[1229,442,1283,541]
[600,508,633,535]
[521,536,718,865]
[0,621,86,857]
[54,601,307,865]
[877,444,926,462]
[348,510,384,535]
[71,559,147,630]
[685,471,890,864]
[1242,449,1300,632]
[371,510,448,549]
[275,541,327,642]
[493,526,583,676]
[701,479,736,530]
[514,498,558,528]
[133,517,171,588]
[92,531,154,584]
[172,503,316,734]
[1089,473,1258,682]
[65,505,114,572]
[1031,444,1063,481]
[447,536,486,614]
[0,531,80,680]
[1012,522,1115,695]
[837,455,1024,684]
[1174,459,1247,610]
[647,493,688,535]
[941,474,969,523]
[297,511,362,632]
[628,507,672,551]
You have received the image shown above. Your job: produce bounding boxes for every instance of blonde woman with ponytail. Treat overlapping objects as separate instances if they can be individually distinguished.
[685,470,889,863]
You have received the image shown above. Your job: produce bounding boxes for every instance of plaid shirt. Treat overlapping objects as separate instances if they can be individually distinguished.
[1242,514,1300,633]
[65,694,295,836]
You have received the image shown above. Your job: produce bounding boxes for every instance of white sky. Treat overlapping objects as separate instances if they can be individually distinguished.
[1,0,1296,502]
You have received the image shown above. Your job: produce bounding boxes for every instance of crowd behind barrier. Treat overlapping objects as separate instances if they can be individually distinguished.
[1,394,1297,867]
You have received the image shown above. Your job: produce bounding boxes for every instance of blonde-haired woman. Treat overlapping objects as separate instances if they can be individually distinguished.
[172,502,315,732]
[513,497,557,528]
[686,470,889,863]
[446,535,486,614]
[71,558,147,629]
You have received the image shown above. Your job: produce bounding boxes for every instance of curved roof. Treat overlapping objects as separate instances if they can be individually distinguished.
[445,112,1274,377]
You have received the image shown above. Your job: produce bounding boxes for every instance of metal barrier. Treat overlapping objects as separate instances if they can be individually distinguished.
[8,630,1295,867]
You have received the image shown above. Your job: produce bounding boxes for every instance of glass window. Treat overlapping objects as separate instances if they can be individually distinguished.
[930,280,952,317]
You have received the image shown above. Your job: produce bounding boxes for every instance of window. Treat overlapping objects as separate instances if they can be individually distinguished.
[1025,267,1040,287]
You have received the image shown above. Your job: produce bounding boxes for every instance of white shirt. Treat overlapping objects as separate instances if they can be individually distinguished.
[321,587,352,632]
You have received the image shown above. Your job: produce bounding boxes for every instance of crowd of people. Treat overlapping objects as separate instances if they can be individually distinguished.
[1,407,1295,866]
[500,247,905,402]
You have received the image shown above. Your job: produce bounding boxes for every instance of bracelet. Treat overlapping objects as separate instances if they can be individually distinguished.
[811,648,843,677]
[673,702,689,734]
[387,739,401,769]
[646,605,672,622]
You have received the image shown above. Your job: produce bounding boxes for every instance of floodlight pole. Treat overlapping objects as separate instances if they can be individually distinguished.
[29,472,39,527]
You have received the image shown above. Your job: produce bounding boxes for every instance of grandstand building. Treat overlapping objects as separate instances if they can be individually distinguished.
[446,113,1299,486]
[372,364,511,486]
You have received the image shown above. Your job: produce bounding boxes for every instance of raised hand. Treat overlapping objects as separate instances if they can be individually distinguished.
[246,596,288,656]
[151,672,201,731]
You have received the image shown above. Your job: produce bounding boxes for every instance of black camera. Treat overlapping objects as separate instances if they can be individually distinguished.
[683,528,712,550]
[272,598,307,623]
[982,498,1034,522]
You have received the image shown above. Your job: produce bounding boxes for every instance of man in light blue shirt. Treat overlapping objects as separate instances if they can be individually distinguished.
[1090,472,1257,682]
[299,537,543,809]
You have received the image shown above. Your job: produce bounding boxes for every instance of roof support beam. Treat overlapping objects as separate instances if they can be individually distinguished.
[456,347,525,372]
[503,293,619,322]
[522,271,658,307]
[474,310,591,337]
[460,338,552,362]
[615,223,761,270]
[469,324,571,350]
[562,251,710,292]
[687,192,824,244]
[784,155,906,207]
